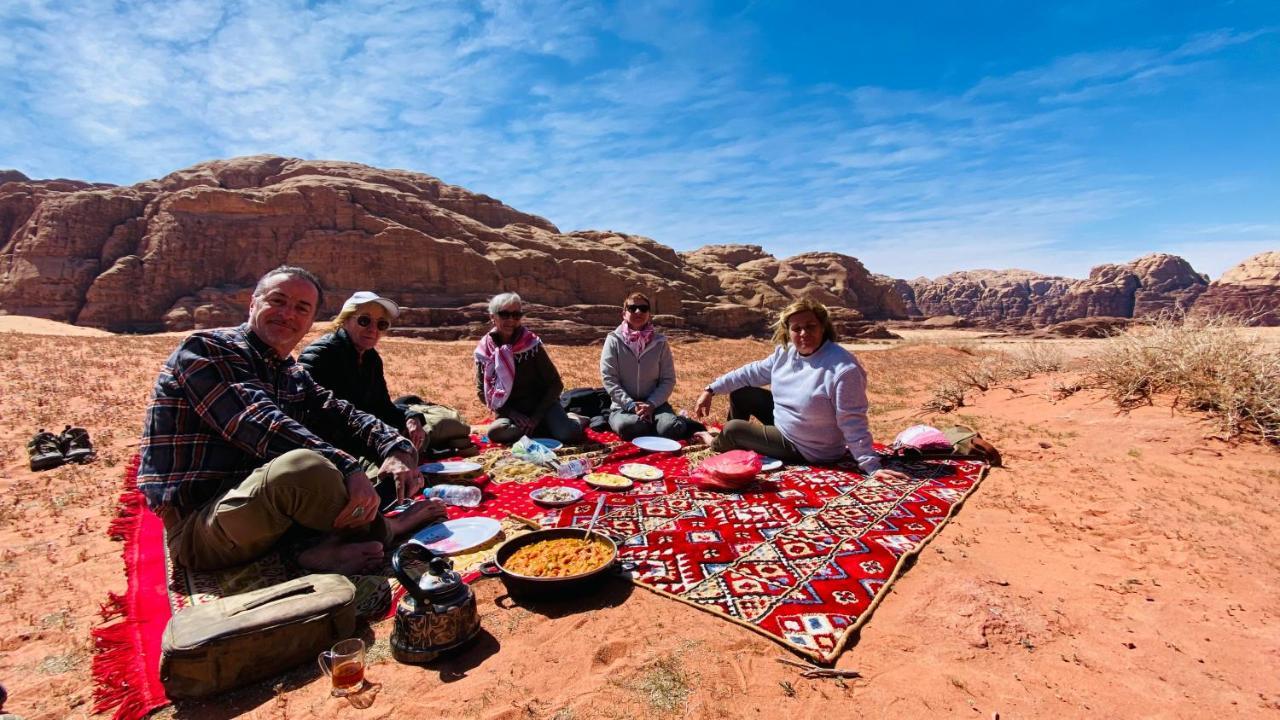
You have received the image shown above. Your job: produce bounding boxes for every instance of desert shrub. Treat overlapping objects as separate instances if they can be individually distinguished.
[1083,316,1280,442]
[920,346,1051,413]
[921,380,967,413]
[946,356,1002,391]
[1050,377,1085,400]
[1005,341,1067,378]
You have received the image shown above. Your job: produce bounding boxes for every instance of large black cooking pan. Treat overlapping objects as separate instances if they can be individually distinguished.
[478,528,632,599]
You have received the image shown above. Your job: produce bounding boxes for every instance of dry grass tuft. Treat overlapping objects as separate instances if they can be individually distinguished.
[919,341,1071,414]
[625,654,692,714]
[1005,341,1067,378]
[1083,315,1280,442]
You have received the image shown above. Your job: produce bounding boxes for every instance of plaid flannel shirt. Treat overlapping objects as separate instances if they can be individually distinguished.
[139,324,413,514]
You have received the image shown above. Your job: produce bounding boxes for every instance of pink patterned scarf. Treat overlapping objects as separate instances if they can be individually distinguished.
[474,326,542,411]
[617,321,654,357]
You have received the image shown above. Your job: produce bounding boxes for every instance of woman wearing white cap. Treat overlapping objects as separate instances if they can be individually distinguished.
[299,292,429,487]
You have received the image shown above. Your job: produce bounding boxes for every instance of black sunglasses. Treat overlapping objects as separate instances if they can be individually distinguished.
[356,315,390,331]
[495,310,524,319]
[626,304,650,313]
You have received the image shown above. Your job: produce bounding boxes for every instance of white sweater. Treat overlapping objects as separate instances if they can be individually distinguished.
[708,340,882,473]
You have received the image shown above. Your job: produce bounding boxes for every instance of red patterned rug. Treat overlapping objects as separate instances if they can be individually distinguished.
[544,454,989,664]
[93,432,985,717]
[89,432,628,720]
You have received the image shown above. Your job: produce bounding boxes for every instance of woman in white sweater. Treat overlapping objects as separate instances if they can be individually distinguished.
[693,298,908,480]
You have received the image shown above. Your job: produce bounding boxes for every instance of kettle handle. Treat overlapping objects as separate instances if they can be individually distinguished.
[392,542,450,603]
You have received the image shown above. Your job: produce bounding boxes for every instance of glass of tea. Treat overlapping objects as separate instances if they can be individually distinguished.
[317,638,366,697]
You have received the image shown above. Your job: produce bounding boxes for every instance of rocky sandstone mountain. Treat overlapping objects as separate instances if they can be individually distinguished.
[902,254,1219,329]
[0,156,905,341]
[1191,252,1280,325]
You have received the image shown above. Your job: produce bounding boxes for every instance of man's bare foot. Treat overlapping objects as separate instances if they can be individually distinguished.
[298,539,384,574]
[386,498,448,538]
[691,430,718,446]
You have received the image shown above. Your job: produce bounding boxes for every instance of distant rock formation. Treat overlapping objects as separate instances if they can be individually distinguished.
[1192,251,1280,325]
[0,155,905,340]
[903,254,1214,329]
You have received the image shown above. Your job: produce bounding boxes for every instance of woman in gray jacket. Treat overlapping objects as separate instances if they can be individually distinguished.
[600,292,691,440]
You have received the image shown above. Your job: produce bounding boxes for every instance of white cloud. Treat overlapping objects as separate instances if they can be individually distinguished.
[0,2,1274,286]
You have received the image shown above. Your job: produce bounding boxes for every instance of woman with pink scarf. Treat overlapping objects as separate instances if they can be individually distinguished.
[474,292,585,445]
[599,291,691,440]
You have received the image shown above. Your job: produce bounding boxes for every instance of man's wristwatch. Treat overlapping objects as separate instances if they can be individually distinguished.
[704,387,715,395]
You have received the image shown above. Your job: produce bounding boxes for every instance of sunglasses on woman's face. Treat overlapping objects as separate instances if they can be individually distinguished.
[356,315,391,331]
[495,310,524,320]
[626,304,650,313]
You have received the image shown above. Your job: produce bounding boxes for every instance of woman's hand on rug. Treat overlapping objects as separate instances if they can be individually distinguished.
[336,471,381,528]
[872,468,911,482]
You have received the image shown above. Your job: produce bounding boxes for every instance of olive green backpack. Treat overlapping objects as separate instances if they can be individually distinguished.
[160,574,357,699]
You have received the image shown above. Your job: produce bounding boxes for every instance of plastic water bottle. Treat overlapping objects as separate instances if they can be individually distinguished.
[554,457,592,479]
[423,484,482,507]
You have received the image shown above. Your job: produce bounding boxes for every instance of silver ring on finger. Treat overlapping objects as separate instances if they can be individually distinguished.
[352,505,366,518]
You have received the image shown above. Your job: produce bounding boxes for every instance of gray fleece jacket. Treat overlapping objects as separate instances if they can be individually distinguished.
[600,329,676,412]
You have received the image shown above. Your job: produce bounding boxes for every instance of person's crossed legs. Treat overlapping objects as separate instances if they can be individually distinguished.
[165,449,443,574]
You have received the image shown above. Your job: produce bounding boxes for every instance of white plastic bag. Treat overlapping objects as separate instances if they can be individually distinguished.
[512,435,558,465]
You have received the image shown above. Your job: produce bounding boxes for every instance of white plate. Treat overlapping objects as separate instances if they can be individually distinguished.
[420,461,483,476]
[584,472,634,491]
[760,457,783,472]
[631,436,681,453]
[408,517,502,555]
[530,438,562,451]
[529,486,585,507]
[619,463,664,481]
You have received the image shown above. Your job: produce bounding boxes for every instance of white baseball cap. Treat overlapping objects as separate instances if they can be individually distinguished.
[342,291,400,319]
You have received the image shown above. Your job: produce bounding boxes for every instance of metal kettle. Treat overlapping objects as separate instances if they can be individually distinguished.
[390,542,481,664]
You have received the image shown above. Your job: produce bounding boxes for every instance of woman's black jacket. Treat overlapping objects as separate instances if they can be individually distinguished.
[298,329,423,459]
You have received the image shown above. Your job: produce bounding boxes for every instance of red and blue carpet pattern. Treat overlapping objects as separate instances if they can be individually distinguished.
[544,455,989,663]
[93,432,985,719]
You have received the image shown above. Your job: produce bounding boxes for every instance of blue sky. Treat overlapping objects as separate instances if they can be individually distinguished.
[1,1,1276,280]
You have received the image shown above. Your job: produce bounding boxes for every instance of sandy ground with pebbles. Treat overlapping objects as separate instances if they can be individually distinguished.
[0,319,1277,719]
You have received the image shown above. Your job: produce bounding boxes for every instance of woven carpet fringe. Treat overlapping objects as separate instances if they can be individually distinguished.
[91,454,169,720]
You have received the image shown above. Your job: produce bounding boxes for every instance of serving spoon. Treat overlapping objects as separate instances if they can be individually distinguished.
[583,495,606,539]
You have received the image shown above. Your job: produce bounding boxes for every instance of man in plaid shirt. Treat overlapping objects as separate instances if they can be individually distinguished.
[139,266,445,573]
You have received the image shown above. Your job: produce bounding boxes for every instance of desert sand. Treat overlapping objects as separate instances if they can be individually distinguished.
[0,321,1277,719]
[0,316,114,337]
